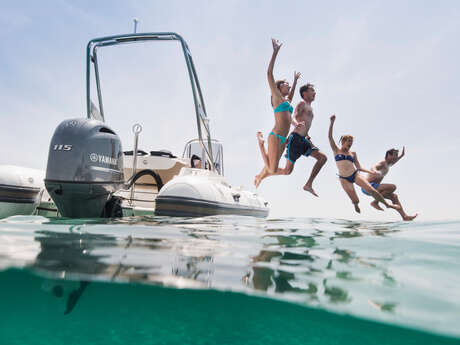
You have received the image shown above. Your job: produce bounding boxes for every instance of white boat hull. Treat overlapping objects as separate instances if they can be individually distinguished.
[0,165,45,218]
[0,164,269,219]
[0,201,39,218]
[155,168,269,218]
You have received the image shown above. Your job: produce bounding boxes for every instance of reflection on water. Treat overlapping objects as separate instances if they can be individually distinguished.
[246,235,350,305]
[0,215,460,337]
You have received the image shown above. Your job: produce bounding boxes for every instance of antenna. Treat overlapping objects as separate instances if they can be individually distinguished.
[133,18,139,33]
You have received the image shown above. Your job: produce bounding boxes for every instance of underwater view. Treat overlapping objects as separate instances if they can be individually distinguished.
[1,0,459,344]
[0,215,459,344]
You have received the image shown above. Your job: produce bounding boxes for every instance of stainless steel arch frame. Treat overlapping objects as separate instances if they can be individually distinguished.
[85,32,214,170]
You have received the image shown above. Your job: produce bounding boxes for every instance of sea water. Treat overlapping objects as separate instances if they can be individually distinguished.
[0,215,459,344]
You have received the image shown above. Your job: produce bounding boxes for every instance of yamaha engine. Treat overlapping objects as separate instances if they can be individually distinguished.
[45,118,124,218]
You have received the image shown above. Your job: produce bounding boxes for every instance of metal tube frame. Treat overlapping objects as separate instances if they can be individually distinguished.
[86,32,214,170]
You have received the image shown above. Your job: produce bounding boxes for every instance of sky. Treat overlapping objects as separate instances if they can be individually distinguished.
[0,0,459,221]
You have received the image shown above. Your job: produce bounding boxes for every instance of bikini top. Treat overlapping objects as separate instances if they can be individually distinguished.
[274,101,293,114]
[335,154,355,163]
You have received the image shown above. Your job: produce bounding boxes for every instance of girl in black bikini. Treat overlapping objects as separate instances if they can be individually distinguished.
[328,115,401,214]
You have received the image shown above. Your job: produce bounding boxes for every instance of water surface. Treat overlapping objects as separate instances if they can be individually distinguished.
[0,215,459,344]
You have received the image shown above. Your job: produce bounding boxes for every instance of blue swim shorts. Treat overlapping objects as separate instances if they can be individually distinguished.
[362,182,380,196]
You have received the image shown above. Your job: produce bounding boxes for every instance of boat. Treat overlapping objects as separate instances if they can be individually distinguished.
[118,137,268,217]
[0,165,45,218]
[43,32,269,218]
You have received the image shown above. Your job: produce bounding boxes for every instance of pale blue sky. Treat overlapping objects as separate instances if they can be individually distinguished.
[1,0,459,220]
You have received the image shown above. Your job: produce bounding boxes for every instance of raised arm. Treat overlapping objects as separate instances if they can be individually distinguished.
[287,71,301,103]
[268,38,282,101]
[328,115,339,152]
[393,146,405,165]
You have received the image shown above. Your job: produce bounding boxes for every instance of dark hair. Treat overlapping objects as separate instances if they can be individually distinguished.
[385,149,398,159]
[191,154,201,168]
[299,83,314,99]
[275,79,287,90]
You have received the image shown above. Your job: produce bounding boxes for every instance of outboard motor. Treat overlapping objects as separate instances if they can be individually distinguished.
[45,118,124,218]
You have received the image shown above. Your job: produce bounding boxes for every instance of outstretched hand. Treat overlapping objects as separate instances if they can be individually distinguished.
[330,114,336,123]
[294,71,301,80]
[401,146,406,157]
[272,38,282,52]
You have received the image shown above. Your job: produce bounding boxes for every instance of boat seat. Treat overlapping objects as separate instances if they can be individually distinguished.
[150,150,176,158]
[124,150,148,156]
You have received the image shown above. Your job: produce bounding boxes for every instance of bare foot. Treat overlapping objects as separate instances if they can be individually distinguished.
[370,200,384,211]
[257,131,264,146]
[403,213,418,221]
[254,174,262,188]
[354,203,361,213]
[303,184,319,197]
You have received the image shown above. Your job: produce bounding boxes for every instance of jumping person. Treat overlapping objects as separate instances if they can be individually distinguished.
[328,115,400,214]
[255,38,300,185]
[363,148,417,221]
[255,84,327,196]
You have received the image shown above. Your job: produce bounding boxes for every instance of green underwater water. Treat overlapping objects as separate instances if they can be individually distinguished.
[0,215,459,344]
[1,268,459,345]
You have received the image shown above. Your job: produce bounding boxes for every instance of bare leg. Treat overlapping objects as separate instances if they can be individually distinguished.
[388,193,418,221]
[377,184,417,220]
[371,184,395,211]
[254,167,269,188]
[254,137,287,188]
[266,134,282,174]
[339,178,361,213]
[370,200,384,211]
[254,131,272,188]
[303,150,327,197]
[354,202,361,213]
[254,132,269,188]
[256,132,270,171]
[355,175,401,211]
[255,159,293,188]
[272,160,294,176]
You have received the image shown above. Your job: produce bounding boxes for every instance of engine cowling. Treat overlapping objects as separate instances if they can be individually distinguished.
[45,118,124,218]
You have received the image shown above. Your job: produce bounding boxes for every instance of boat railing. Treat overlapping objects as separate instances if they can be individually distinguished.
[182,138,224,176]
[129,124,142,205]
[85,32,215,174]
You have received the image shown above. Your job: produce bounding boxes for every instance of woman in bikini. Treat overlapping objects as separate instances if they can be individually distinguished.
[328,114,401,214]
[255,39,300,187]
